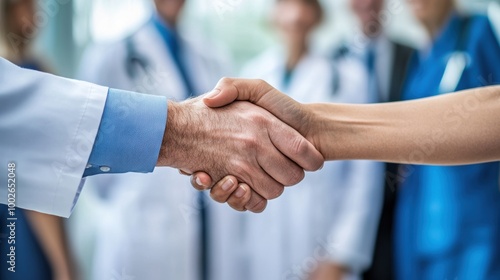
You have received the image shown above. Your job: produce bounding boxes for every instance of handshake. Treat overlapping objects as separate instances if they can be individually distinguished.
[158,78,500,212]
[157,78,326,213]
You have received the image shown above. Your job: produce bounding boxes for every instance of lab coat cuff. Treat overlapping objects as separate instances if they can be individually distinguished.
[84,88,167,176]
[53,83,109,217]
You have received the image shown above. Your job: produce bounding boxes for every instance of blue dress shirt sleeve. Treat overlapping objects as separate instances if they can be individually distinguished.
[84,88,167,176]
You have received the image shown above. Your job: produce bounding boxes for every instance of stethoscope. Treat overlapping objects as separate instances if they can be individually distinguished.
[330,45,350,95]
[488,2,500,45]
[125,35,151,80]
[439,16,472,93]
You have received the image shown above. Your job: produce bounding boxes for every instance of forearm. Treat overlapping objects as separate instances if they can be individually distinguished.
[25,211,74,279]
[309,86,500,165]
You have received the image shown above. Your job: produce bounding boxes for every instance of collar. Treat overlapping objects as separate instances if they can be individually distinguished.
[418,11,463,60]
[151,13,178,48]
[342,31,389,59]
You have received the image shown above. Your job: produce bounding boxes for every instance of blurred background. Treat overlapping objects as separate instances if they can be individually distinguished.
[1,1,499,280]
[12,0,498,76]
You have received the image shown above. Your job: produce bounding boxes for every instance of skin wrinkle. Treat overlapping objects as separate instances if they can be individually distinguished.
[265,117,306,184]
[228,78,319,165]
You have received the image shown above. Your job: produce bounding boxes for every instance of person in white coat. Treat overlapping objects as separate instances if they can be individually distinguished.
[76,1,229,279]
[323,1,414,279]
[0,1,75,279]
[208,1,384,280]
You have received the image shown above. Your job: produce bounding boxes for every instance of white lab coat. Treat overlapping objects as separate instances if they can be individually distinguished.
[75,20,228,280]
[0,58,108,217]
[209,48,385,280]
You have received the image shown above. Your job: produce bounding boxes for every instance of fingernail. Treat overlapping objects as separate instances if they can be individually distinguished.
[205,89,221,99]
[235,186,246,198]
[195,177,205,188]
[221,178,234,191]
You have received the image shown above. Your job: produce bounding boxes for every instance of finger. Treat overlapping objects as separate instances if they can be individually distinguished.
[209,176,239,203]
[190,172,213,191]
[244,165,285,200]
[204,78,324,171]
[268,118,324,172]
[204,78,282,108]
[257,141,305,186]
[204,87,236,108]
[244,188,268,213]
[204,78,302,123]
[226,183,252,212]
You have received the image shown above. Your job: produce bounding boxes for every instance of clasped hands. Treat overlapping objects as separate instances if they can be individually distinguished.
[157,78,326,212]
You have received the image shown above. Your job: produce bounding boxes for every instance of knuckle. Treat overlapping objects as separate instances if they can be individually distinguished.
[255,79,266,86]
[229,202,246,212]
[290,136,310,158]
[219,77,233,86]
[230,160,247,177]
[210,185,227,202]
[289,137,324,171]
[248,111,268,126]
[240,136,259,152]
[265,184,285,200]
[286,168,305,186]
[246,198,267,213]
[305,152,324,171]
[228,197,246,211]
[310,157,324,171]
[255,79,270,88]
[209,190,223,203]
[256,79,274,98]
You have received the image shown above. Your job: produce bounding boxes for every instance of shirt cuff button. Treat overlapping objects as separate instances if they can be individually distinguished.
[100,166,111,172]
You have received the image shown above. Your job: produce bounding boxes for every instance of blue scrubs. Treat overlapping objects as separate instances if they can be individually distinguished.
[396,14,500,280]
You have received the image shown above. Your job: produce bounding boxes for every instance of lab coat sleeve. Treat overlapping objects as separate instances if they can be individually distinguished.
[0,58,108,217]
[0,59,168,217]
[324,161,385,274]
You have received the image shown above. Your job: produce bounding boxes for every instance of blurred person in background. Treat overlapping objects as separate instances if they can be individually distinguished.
[395,0,500,279]
[76,0,229,279]
[209,1,384,280]
[309,0,414,279]
[322,0,414,280]
[0,1,75,279]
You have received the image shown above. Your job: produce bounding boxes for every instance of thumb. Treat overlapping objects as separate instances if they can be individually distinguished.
[203,78,304,126]
[203,77,286,107]
[203,77,242,108]
[203,88,237,108]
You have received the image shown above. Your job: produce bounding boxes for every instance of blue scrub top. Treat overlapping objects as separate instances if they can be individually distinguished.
[396,13,500,280]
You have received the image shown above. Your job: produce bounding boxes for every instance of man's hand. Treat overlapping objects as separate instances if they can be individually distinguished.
[188,78,326,211]
[157,96,323,212]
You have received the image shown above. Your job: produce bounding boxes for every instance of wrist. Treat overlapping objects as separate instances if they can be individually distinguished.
[158,100,212,171]
[158,101,183,168]
[305,103,340,160]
